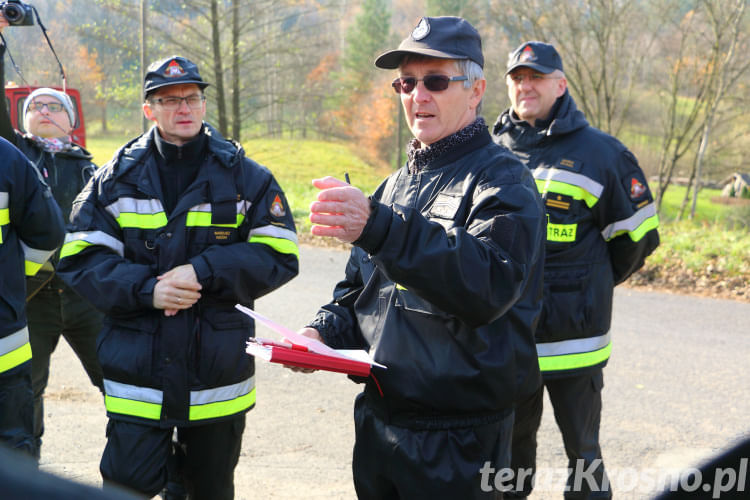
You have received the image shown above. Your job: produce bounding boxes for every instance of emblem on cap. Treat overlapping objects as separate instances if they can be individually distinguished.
[520,45,536,63]
[165,60,187,78]
[411,17,430,40]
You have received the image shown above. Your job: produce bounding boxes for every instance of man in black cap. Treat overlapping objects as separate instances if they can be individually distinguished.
[294,17,546,499]
[492,41,660,499]
[57,55,299,499]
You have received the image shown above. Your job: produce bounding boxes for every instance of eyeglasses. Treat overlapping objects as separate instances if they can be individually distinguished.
[150,94,206,110]
[391,75,468,94]
[508,73,560,85]
[27,101,65,113]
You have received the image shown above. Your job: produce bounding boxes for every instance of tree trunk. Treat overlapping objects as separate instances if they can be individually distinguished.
[231,0,240,141]
[210,0,228,137]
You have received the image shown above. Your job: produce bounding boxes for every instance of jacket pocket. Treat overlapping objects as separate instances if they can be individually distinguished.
[538,264,596,341]
[98,314,158,385]
[195,307,252,385]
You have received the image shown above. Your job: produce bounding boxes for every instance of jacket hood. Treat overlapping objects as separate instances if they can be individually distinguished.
[492,90,588,139]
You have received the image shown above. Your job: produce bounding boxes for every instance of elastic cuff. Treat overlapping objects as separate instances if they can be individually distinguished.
[189,255,212,288]
[352,197,391,255]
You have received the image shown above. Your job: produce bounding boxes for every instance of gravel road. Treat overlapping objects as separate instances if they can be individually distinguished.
[39,245,750,499]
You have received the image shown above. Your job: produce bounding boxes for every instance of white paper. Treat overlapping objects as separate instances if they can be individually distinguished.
[235,304,385,369]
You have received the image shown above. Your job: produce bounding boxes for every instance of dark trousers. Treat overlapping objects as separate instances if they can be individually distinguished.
[507,369,611,499]
[0,362,35,457]
[27,278,103,457]
[352,393,512,500]
[100,415,246,500]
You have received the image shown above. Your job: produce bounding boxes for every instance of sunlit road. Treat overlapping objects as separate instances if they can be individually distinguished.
[42,245,750,499]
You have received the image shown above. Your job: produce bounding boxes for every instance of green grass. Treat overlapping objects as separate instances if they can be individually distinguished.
[657,185,739,225]
[242,139,391,232]
[87,134,133,166]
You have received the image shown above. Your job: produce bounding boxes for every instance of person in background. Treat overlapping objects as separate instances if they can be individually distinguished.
[0,14,103,461]
[57,55,299,499]
[296,17,546,499]
[492,41,660,499]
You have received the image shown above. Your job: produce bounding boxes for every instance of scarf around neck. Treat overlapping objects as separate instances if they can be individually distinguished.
[406,117,487,173]
[25,133,74,153]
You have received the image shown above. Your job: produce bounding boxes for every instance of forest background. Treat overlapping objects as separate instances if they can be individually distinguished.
[2,0,749,300]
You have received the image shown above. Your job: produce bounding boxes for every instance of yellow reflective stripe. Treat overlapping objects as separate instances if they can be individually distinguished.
[547,221,577,242]
[536,179,599,208]
[189,387,256,421]
[60,240,93,259]
[538,342,612,372]
[249,235,300,258]
[116,212,168,229]
[0,342,32,373]
[0,208,7,244]
[185,212,245,228]
[628,213,659,242]
[104,394,162,420]
[25,260,43,276]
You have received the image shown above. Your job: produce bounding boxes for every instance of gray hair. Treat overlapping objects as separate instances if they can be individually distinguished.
[398,55,485,115]
[455,59,484,115]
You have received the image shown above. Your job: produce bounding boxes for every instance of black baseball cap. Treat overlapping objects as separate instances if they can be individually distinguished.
[506,41,563,75]
[143,56,210,98]
[375,16,484,69]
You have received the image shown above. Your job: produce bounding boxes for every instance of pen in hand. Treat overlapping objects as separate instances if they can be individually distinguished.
[345,172,350,184]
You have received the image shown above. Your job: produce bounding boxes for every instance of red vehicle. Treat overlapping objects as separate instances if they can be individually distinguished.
[4,85,86,147]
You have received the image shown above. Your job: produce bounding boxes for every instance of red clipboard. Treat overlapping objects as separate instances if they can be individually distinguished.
[236,305,386,377]
[246,338,372,377]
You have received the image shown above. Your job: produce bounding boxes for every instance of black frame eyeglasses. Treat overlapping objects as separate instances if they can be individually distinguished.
[150,94,206,110]
[391,75,468,94]
[27,101,65,113]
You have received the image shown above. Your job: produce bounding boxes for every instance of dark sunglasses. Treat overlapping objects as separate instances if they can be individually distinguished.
[391,75,468,94]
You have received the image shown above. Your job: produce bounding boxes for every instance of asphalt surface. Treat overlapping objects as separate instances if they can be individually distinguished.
[40,245,750,499]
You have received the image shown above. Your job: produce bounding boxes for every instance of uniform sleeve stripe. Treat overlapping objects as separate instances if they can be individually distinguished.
[601,203,659,242]
[249,235,300,257]
[249,225,298,244]
[0,192,8,208]
[60,230,125,258]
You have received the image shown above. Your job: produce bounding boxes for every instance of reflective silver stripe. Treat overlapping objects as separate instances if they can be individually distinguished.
[601,202,657,241]
[0,327,29,357]
[534,168,604,199]
[104,379,163,404]
[189,201,249,216]
[535,332,612,357]
[21,241,55,266]
[103,377,255,406]
[65,230,125,257]
[248,225,299,245]
[190,376,255,406]
[0,192,8,208]
[105,197,165,219]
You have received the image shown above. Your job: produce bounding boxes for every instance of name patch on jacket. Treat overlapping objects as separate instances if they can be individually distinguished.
[557,157,581,171]
[428,193,461,220]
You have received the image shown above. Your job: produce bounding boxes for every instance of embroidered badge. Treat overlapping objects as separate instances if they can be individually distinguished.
[165,60,187,78]
[520,45,536,63]
[630,178,646,199]
[412,18,430,40]
[270,194,286,218]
